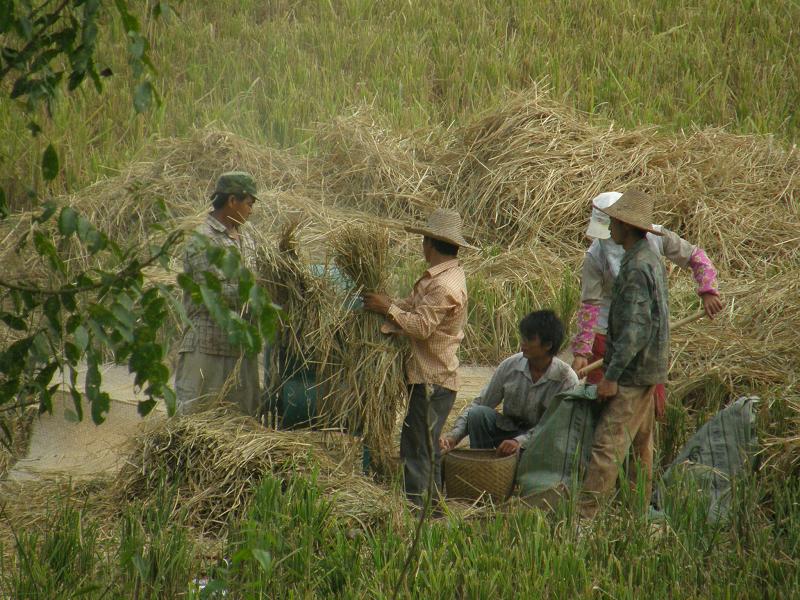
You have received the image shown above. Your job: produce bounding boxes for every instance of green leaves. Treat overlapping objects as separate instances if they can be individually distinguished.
[0,312,26,331]
[178,236,278,357]
[2,0,162,140]
[133,80,154,113]
[41,144,59,180]
[0,1,184,426]
[33,229,66,273]
[0,203,279,427]
[58,206,78,236]
[0,205,189,421]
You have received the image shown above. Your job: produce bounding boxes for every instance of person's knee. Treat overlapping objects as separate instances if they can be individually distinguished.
[466,405,495,429]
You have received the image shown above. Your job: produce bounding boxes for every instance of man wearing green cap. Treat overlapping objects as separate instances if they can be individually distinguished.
[174,171,261,416]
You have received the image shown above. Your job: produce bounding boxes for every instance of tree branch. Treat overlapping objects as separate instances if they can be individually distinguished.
[0,230,183,296]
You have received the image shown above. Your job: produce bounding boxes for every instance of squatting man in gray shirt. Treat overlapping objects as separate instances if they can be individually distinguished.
[441,310,579,456]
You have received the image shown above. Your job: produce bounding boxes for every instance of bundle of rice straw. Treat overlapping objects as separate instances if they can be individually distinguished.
[442,87,800,274]
[112,411,404,534]
[256,220,339,417]
[322,224,408,476]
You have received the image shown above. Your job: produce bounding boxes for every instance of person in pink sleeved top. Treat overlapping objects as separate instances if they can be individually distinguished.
[570,192,723,418]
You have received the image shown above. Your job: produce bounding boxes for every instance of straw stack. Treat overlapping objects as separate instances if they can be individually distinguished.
[442,88,800,274]
[324,224,408,476]
[112,411,404,534]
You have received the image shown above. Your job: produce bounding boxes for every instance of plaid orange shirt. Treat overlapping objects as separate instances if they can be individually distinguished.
[382,259,468,391]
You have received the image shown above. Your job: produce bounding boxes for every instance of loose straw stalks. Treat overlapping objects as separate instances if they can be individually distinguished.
[325,225,408,476]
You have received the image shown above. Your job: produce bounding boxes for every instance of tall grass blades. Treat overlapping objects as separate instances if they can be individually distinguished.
[117,489,195,599]
[0,500,101,598]
[3,1,798,201]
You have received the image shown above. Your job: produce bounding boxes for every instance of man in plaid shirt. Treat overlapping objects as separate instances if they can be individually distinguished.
[364,208,475,508]
[174,172,261,416]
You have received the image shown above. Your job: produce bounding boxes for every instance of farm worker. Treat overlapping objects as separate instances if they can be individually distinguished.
[174,172,261,417]
[363,208,474,508]
[578,189,670,519]
[441,310,578,456]
[570,191,723,417]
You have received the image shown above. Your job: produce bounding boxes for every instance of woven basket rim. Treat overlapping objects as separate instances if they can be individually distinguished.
[446,448,518,463]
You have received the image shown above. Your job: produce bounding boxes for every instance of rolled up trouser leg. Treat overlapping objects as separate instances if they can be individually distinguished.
[579,384,655,518]
[401,384,456,506]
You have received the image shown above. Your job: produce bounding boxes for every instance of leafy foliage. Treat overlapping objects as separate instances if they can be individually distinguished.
[0,203,278,421]
[0,0,167,214]
[0,1,278,424]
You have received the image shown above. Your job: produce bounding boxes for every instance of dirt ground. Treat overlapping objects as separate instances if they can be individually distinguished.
[0,364,496,487]
[3,365,165,485]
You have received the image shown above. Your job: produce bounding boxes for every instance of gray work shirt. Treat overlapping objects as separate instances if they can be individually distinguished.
[448,354,579,448]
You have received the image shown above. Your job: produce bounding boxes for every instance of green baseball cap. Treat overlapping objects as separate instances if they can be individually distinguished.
[213,171,259,200]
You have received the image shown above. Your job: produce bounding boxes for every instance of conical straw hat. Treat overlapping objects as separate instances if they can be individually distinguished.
[597,189,663,236]
[405,208,478,249]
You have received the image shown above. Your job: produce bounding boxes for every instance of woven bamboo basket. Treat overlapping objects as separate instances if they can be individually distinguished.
[443,448,518,502]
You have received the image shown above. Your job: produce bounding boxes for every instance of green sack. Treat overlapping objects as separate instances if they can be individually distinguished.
[516,384,601,503]
[656,396,758,523]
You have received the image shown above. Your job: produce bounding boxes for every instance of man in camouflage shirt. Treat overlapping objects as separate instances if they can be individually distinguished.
[579,189,669,519]
[174,172,261,416]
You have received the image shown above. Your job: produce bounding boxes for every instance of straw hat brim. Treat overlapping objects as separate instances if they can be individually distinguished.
[404,225,478,250]
[597,207,663,236]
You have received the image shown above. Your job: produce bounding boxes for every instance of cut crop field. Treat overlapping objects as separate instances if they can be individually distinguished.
[1,1,799,597]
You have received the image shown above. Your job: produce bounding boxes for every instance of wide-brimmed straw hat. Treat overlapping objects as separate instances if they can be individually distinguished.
[405,208,477,250]
[596,189,663,236]
[585,191,622,239]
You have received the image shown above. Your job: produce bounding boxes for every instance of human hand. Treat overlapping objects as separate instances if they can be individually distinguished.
[572,355,589,374]
[596,377,618,401]
[439,436,457,453]
[362,292,392,315]
[701,292,724,319]
[496,439,520,457]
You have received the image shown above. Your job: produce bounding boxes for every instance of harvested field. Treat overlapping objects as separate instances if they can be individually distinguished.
[2,88,799,597]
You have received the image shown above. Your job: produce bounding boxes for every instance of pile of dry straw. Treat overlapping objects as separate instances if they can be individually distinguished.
[113,410,404,533]
[3,86,799,517]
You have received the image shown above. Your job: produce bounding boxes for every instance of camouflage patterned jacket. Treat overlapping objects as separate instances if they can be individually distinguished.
[603,238,670,386]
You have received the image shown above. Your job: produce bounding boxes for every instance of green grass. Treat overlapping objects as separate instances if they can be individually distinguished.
[3,470,798,598]
[2,0,799,201]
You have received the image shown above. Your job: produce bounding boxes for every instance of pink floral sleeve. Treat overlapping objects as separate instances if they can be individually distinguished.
[571,302,600,356]
[688,248,719,296]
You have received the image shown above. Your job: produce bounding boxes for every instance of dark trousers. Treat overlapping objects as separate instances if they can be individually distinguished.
[401,384,456,506]
[467,405,526,449]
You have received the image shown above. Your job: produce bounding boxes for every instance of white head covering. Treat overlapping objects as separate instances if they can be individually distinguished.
[585,192,622,239]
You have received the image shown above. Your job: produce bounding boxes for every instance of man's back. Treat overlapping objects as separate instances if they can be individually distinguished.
[386,258,467,391]
[605,239,669,387]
